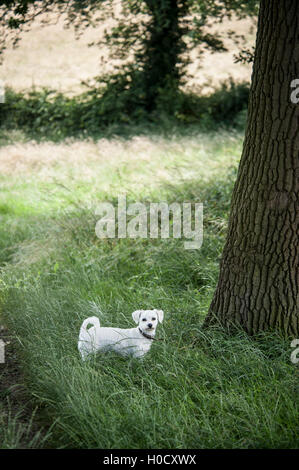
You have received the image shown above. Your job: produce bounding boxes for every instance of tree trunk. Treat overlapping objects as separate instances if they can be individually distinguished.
[142,0,186,112]
[205,0,299,336]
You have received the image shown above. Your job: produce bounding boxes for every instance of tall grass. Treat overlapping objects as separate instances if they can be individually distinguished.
[0,129,297,448]
[0,401,51,449]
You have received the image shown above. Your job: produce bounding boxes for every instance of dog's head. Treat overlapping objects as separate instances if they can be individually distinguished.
[132,309,164,335]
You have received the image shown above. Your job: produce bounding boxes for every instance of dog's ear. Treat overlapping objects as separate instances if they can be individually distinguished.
[132,310,142,324]
[155,309,164,323]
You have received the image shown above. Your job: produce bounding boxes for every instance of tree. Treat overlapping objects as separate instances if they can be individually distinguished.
[0,0,258,112]
[205,0,299,336]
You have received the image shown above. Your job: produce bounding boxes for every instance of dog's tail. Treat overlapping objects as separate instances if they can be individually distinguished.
[79,316,100,337]
[78,316,100,360]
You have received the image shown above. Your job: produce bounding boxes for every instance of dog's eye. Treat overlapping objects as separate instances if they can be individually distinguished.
[142,318,146,321]
[152,318,156,321]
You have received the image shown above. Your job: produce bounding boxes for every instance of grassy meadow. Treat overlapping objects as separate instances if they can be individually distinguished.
[0,128,297,448]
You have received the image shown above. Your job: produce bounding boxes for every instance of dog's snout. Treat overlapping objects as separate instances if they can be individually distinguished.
[148,323,153,329]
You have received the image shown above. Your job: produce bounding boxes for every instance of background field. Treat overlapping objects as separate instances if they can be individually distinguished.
[0,14,255,94]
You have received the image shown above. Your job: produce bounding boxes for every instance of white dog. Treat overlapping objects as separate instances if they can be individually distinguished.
[78,309,164,360]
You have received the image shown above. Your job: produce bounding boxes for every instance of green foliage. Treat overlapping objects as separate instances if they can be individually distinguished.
[0,80,249,140]
[171,80,250,128]
[0,0,258,111]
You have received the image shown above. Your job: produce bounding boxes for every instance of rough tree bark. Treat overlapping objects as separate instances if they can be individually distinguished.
[205,0,299,336]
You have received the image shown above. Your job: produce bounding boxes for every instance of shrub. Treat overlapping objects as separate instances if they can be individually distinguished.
[0,78,249,140]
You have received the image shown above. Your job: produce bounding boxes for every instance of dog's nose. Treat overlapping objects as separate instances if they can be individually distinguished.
[148,323,153,329]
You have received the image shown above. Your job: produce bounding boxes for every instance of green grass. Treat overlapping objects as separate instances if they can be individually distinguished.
[0,128,297,448]
[0,400,51,449]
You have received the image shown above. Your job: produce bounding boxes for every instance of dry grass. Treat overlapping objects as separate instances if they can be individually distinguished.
[0,133,241,187]
[0,9,256,94]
